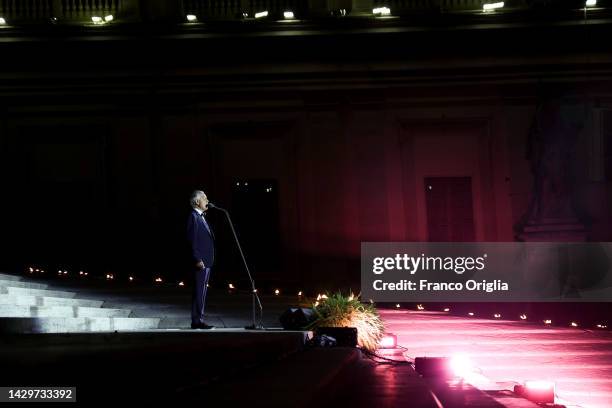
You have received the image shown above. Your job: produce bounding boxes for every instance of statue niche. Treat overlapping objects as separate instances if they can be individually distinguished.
[516,99,587,241]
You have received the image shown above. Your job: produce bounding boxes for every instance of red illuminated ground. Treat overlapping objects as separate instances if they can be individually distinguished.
[381,309,612,408]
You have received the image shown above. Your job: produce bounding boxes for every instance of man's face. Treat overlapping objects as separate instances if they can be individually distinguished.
[197,194,209,212]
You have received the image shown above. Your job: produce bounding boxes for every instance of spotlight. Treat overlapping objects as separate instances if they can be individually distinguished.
[544,319,552,325]
[378,333,397,349]
[104,14,113,22]
[414,357,452,378]
[106,274,114,280]
[417,304,425,310]
[91,16,103,24]
[570,321,578,327]
[178,281,185,287]
[494,313,501,319]
[586,0,596,6]
[468,312,474,316]
[298,291,303,296]
[483,2,504,11]
[186,14,198,22]
[395,303,401,308]
[255,11,268,18]
[0,17,6,25]
[514,381,555,404]
[283,11,294,19]
[63,271,68,275]
[274,289,280,295]
[29,267,34,273]
[450,353,474,378]
[372,6,391,16]
[228,283,235,289]
[129,276,134,282]
[79,271,84,276]
[520,314,527,320]
[443,308,450,312]
[596,324,608,329]
[155,277,163,283]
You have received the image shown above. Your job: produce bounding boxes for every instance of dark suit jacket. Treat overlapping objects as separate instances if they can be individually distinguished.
[187,209,215,268]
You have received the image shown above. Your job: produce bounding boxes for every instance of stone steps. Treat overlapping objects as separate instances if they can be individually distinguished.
[0,317,161,333]
[0,294,104,307]
[0,280,49,290]
[1,286,77,299]
[0,273,22,281]
[0,305,132,318]
[0,271,166,333]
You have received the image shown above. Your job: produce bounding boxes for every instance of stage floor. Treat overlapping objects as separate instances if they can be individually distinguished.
[381,309,612,408]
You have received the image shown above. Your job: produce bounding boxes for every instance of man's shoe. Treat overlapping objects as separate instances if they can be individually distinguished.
[191,323,214,330]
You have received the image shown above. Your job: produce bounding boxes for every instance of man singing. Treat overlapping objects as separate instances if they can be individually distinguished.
[187,190,215,329]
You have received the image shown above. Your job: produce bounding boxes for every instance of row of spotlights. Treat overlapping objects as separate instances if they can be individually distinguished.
[187,11,295,21]
[2,1,603,28]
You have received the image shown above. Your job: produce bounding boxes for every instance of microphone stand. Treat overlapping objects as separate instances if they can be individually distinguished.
[208,203,264,330]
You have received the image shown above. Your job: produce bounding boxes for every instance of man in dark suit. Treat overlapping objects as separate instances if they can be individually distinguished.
[187,190,215,329]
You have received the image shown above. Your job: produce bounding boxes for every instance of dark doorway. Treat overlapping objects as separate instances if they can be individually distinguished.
[229,179,281,277]
[425,176,475,242]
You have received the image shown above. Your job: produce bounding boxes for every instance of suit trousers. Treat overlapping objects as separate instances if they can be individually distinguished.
[191,267,211,325]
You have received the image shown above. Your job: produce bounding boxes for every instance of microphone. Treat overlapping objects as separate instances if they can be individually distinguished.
[207,202,217,208]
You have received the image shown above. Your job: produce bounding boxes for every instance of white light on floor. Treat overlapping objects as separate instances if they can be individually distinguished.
[298,291,303,296]
[520,314,527,320]
[228,283,235,289]
[104,14,113,22]
[395,303,400,308]
[544,319,552,325]
[570,321,578,327]
[155,277,163,283]
[372,7,391,16]
[586,0,597,6]
[483,2,504,11]
[494,313,501,318]
[186,14,198,22]
[443,308,450,312]
[283,11,294,19]
[274,289,280,295]
[468,312,474,316]
[179,281,185,287]
[417,304,425,310]
[91,16,103,24]
[129,276,134,281]
[255,11,268,18]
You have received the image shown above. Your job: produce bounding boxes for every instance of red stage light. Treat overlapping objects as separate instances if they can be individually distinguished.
[378,334,397,349]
